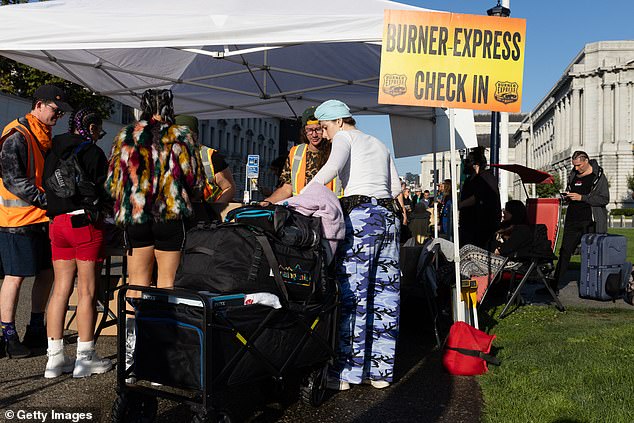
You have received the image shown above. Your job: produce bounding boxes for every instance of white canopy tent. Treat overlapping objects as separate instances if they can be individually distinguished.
[0,0,477,124]
[0,0,475,323]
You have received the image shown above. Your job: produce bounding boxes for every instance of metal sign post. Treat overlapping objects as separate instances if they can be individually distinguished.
[245,154,260,204]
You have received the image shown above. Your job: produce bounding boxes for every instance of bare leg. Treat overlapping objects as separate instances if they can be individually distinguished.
[76,260,98,342]
[46,260,77,340]
[127,246,155,287]
[31,268,54,314]
[154,250,181,289]
[0,275,26,323]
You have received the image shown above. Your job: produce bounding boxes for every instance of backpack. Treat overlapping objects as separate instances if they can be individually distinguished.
[44,141,92,199]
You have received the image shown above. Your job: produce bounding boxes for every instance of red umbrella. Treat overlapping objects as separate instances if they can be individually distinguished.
[490,164,554,198]
[490,164,554,184]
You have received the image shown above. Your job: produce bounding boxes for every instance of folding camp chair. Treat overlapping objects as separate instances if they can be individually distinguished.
[484,225,564,318]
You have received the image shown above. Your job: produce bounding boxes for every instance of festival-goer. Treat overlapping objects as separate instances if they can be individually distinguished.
[434,200,542,278]
[538,151,608,295]
[402,187,413,216]
[420,189,432,208]
[308,99,403,390]
[43,107,112,378]
[439,179,454,240]
[0,85,72,358]
[262,106,343,204]
[458,149,501,249]
[106,89,204,382]
[106,89,204,289]
[175,115,236,204]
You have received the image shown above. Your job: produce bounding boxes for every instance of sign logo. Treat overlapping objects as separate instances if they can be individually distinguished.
[279,264,312,287]
[494,81,519,104]
[382,74,407,97]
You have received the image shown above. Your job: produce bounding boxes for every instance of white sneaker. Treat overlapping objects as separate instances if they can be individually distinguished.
[326,377,350,391]
[73,349,113,378]
[44,350,75,379]
[363,379,391,389]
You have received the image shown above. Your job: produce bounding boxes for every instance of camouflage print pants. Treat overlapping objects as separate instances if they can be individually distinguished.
[332,201,401,384]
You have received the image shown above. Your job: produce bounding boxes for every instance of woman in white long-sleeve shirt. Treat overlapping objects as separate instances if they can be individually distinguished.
[309,100,402,390]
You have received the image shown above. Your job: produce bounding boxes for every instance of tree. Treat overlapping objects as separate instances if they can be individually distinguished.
[0,1,114,117]
[536,172,562,198]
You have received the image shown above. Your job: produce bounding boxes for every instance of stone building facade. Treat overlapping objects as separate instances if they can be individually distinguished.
[198,118,283,200]
[513,41,634,208]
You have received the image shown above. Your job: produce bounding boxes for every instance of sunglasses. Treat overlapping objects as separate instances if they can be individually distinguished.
[46,104,66,117]
[45,103,65,118]
[305,127,323,134]
[98,129,107,140]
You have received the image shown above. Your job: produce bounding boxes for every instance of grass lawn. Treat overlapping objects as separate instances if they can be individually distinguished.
[554,227,634,270]
[479,306,634,423]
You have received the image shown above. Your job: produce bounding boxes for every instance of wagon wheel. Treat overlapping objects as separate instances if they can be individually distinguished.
[191,407,233,423]
[300,365,328,407]
[111,391,158,423]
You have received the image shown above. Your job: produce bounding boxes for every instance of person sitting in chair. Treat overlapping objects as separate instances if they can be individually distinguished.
[434,200,538,278]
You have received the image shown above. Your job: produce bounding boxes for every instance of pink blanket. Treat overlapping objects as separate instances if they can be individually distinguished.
[278,183,345,258]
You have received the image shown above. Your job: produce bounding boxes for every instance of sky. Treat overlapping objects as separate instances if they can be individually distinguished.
[357,0,634,175]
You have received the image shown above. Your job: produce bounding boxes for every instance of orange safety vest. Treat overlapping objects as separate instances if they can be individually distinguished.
[289,144,343,197]
[0,119,49,227]
[200,146,223,202]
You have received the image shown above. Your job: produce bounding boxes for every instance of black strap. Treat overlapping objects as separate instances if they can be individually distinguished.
[186,246,216,257]
[447,347,501,366]
[255,234,289,306]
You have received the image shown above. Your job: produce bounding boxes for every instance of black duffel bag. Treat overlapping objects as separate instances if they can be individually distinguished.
[174,221,326,304]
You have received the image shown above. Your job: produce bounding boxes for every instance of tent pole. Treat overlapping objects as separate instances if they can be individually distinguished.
[432,120,439,239]
[449,108,465,323]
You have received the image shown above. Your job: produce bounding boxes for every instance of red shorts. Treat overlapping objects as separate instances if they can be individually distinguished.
[49,214,104,262]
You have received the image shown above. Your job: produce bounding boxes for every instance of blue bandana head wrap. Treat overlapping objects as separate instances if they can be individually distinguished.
[314,99,352,121]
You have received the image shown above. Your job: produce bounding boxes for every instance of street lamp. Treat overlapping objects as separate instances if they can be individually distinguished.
[487,0,510,185]
[487,0,510,17]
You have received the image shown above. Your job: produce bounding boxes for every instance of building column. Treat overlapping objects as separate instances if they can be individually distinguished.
[571,88,580,147]
[556,103,562,153]
[597,83,604,146]
[615,81,622,143]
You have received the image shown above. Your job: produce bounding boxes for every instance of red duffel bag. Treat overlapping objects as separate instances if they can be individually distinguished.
[442,321,500,376]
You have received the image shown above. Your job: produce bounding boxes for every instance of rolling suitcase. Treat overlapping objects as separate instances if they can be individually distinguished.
[579,233,631,300]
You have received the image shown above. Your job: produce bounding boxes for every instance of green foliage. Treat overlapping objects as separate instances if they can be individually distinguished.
[627,173,634,191]
[610,208,634,216]
[480,306,634,423]
[0,56,114,118]
[535,171,562,198]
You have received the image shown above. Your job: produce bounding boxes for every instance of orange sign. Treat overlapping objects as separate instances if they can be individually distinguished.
[378,10,526,112]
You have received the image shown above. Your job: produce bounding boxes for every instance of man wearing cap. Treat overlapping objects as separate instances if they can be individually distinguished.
[174,115,236,209]
[0,84,72,358]
[262,106,343,204]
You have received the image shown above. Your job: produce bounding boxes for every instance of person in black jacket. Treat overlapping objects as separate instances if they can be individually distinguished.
[42,107,112,379]
[458,149,501,249]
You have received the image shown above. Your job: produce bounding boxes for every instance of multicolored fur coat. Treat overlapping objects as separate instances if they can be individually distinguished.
[105,120,204,226]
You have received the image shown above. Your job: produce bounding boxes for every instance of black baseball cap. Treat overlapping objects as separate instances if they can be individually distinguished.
[33,84,73,112]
